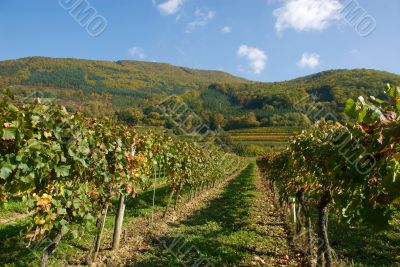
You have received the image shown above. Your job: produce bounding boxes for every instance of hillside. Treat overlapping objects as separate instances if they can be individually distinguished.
[0,57,248,90]
[1,57,400,131]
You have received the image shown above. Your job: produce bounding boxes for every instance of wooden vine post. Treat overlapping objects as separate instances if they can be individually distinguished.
[113,143,136,251]
[112,195,126,250]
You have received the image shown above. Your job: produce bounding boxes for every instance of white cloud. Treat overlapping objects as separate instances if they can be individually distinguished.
[156,0,184,15]
[186,9,215,33]
[298,52,320,69]
[221,26,232,33]
[128,47,145,59]
[273,0,342,33]
[237,45,267,75]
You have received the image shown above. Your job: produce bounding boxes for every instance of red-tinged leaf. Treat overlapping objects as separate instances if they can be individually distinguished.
[359,123,373,133]
[378,128,384,144]
[378,134,384,144]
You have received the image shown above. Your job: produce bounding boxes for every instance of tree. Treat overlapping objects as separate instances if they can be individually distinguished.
[211,113,226,130]
[247,112,257,123]
[117,108,144,125]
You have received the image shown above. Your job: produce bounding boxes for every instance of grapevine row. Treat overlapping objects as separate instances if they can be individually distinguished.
[0,91,243,266]
[258,84,400,267]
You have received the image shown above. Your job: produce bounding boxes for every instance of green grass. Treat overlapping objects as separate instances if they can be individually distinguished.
[291,207,400,266]
[0,198,34,267]
[328,212,400,266]
[0,198,29,221]
[0,217,36,266]
[130,163,288,266]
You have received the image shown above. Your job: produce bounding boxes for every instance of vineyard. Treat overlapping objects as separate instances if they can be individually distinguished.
[1,0,399,265]
[1,85,400,267]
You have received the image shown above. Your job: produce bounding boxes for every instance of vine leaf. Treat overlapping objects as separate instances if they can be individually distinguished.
[2,128,16,140]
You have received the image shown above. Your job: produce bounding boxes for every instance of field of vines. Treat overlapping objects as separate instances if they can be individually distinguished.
[258,84,400,266]
[1,85,400,267]
[0,90,244,266]
[228,126,302,148]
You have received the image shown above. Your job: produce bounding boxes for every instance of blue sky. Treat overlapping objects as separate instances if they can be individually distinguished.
[0,0,399,82]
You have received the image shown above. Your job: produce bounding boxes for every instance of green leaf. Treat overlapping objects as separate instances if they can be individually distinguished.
[385,83,396,97]
[396,100,400,113]
[64,189,72,197]
[20,172,34,183]
[2,128,16,140]
[72,198,81,209]
[55,165,70,178]
[358,106,368,123]
[18,163,29,172]
[369,96,384,105]
[0,167,12,179]
[344,99,356,117]
[61,225,69,235]
[71,229,79,239]
[57,208,67,215]
[7,103,18,112]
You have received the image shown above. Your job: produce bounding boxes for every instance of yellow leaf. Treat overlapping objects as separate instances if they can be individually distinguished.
[392,153,400,160]
[44,131,52,138]
[35,218,46,225]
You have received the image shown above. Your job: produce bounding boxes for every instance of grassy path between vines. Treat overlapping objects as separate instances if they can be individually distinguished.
[125,162,301,266]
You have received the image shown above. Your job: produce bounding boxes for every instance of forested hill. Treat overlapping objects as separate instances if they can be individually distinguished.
[0,57,248,91]
[1,57,400,130]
